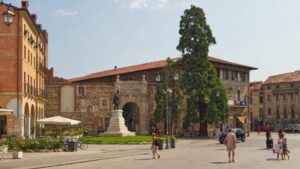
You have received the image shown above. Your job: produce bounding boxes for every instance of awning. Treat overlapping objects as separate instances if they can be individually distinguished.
[237,116,247,123]
[0,109,13,116]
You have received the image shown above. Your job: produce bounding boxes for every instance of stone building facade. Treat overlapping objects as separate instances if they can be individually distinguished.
[250,71,300,130]
[0,1,48,138]
[46,57,256,135]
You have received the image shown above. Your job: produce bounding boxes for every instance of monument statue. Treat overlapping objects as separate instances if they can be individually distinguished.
[113,90,120,110]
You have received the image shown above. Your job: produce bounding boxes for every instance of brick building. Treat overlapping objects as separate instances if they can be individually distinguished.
[46,57,256,135]
[250,71,300,130]
[0,1,48,138]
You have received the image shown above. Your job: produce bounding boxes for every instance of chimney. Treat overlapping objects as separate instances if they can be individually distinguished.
[21,1,29,9]
[31,14,37,23]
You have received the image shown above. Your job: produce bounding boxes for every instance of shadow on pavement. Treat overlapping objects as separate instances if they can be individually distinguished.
[210,162,228,164]
[266,158,279,161]
[215,148,226,151]
[134,158,152,161]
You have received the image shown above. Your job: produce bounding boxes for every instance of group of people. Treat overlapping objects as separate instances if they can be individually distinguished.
[224,128,290,163]
[269,129,290,160]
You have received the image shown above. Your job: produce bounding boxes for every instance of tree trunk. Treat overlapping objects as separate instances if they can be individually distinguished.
[199,101,208,136]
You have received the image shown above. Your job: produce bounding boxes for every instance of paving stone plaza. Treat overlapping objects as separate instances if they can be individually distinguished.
[1,133,300,169]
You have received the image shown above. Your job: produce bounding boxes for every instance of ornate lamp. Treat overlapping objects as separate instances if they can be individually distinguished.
[2,5,15,26]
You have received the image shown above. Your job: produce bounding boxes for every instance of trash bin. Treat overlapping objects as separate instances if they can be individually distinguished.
[171,137,175,148]
[68,141,77,152]
[158,140,164,150]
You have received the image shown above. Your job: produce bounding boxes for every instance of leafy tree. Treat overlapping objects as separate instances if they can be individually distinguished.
[154,58,182,134]
[177,5,228,136]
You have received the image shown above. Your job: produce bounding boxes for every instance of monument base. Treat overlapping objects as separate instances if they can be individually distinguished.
[99,109,135,137]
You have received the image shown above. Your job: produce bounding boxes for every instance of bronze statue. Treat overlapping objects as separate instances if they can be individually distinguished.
[113,90,120,110]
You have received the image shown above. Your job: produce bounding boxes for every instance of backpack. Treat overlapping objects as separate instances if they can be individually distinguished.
[154,139,160,146]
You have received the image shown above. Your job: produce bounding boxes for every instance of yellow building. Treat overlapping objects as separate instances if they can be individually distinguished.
[0,1,48,138]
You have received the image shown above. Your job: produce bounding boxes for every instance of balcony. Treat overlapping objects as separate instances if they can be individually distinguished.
[36,63,47,75]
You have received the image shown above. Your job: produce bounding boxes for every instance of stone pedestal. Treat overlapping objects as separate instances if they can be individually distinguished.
[100,110,135,136]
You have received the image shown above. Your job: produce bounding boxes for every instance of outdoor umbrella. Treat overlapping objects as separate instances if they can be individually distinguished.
[37,116,81,125]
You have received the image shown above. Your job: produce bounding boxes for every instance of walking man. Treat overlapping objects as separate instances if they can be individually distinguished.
[225,128,237,163]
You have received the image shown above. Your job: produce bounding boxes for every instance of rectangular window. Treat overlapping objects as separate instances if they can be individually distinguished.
[24,46,26,59]
[220,69,228,80]
[259,108,264,118]
[276,107,280,119]
[27,50,30,62]
[259,96,263,104]
[232,71,238,81]
[291,93,294,100]
[268,108,271,116]
[268,95,270,101]
[283,94,286,100]
[276,94,279,101]
[240,72,247,82]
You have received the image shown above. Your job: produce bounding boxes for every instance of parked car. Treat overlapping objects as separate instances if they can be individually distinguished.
[218,128,246,144]
[254,126,269,132]
[235,128,246,142]
[284,124,300,133]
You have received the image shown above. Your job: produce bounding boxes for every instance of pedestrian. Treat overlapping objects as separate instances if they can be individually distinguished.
[151,133,160,159]
[273,129,284,160]
[225,128,237,163]
[266,130,273,149]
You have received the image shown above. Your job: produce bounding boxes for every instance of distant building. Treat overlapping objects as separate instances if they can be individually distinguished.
[46,57,256,135]
[250,71,300,130]
[0,1,48,138]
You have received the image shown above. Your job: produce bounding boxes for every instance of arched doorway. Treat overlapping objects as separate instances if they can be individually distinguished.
[24,103,30,137]
[122,102,139,134]
[31,105,35,137]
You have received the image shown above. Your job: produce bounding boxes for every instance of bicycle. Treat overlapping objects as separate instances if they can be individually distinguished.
[77,141,88,150]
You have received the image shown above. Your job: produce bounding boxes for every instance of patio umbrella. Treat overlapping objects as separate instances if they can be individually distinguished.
[37,116,81,125]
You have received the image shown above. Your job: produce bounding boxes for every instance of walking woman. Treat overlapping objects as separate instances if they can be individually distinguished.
[274,129,284,160]
[151,133,160,159]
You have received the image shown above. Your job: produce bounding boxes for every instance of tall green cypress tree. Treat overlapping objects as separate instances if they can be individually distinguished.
[177,5,226,136]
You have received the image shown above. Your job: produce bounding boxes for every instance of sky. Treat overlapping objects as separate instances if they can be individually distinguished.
[5,0,300,81]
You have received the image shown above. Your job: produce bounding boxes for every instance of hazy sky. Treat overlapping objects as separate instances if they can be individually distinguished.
[6,0,300,81]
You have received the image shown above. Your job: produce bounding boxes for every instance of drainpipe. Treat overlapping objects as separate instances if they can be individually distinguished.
[16,9,21,138]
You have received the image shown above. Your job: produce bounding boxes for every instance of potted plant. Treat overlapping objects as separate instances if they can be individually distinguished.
[170,136,176,148]
[156,138,164,150]
[11,139,23,159]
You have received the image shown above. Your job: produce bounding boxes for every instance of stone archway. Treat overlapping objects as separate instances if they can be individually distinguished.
[122,102,140,134]
[24,103,30,137]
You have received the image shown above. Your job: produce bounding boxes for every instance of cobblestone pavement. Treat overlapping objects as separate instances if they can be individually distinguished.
[1,132,300,169]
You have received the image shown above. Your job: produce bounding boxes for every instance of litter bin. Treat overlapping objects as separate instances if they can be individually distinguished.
[171,137,175,148]
[68,141,77,152]
[158,140,164,150]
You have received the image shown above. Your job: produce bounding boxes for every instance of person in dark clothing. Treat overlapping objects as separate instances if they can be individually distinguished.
[266,130,273,149]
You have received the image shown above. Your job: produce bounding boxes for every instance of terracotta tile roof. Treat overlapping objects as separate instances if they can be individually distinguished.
[250,81,263,90]
[264,71,300,84]
[70,56,257,82]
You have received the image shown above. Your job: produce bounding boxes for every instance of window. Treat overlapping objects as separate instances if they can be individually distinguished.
[283,94,286,100]
[78,86,85,97]
[276,107,280,119]
[24,46,26,59]
[259,96,263,104]
[259,108,264,118]
[268,95,270,101]
[292,106,295,118]
[220,69,228,80]
[291,84,294,87]
[291,93,294,100]
[276,85,280,89]
[284,106,287,119]
[240,72,247,82]
[232,71,238,81]
[237,90,241,101]
[27,50,30,62]
[267,86,271,90]
[275,94,279,101]
[268,108,271,116]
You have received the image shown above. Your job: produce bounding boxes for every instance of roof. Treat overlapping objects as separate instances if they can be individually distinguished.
[264,71,300,84]
[250,82,263,91]
[70,56,257,82]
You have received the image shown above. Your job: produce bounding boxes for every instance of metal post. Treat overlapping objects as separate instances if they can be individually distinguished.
[166,88,169,149]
